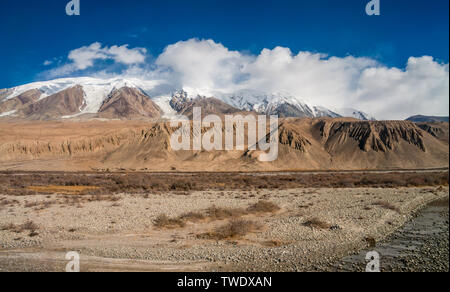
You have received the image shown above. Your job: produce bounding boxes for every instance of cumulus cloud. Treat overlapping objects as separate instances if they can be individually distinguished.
[153,39,449,119]
[41,39,449,119]
[355,56,449,119]
[68,42,109,70]
[44,42,147,78]
[239,48,378,109]
[155,39,250,92]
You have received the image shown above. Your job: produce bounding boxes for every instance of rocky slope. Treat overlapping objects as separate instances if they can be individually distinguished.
[97,87,162,119]
[17,86,86,120]
[0,89,41,115]
[170,90,242,119]
[416,122,449,144]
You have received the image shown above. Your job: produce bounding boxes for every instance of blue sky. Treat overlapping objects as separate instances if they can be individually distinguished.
[0,0,448,89]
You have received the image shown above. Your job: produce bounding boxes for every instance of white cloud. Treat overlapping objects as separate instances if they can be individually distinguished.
[45,42,147,78]
[108,45,147,64]
[69,42,147,69]
[355,56,449,119]
[153,39,448,119]
[41,39,449,119]
[68,42,108,70]
[155,39,250,92]
[239,48,378,109]
[43,60,53,66]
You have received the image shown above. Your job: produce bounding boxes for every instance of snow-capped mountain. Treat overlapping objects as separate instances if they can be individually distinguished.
[223,90,315,118]
[0,77,376,120]
[312,106,341,118]
[334,108,376,121]
[0,77,166,120]
[1,77,165,115]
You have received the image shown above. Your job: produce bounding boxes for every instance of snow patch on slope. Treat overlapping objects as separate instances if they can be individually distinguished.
[0,110,17,117]
[152,95,179,119]
[313,106,341,118]
[7,79,75,101]
[219,89,313,115]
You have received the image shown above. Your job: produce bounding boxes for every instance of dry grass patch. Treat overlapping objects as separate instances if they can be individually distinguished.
[27,185,99,195]
[1,221,39,233]
[178,212,206,221]
[2,171,447,196]
[24,201,40,208]
[303,218,331,229]
[365,236,377,248]
[205,206,247,220]
[152,201,280,230]
[0,198,19,207]
[247,200,281,213]
[153,214,186,228]
[262,240,284,247]
[59,194,121,207]
[18,221,39,232]
[199,219,263,240]
[0,223,17,231]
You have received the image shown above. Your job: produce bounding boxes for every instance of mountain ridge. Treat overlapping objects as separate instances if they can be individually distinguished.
[0,118,447,172]
[0,77,378,121]
[407,115,449,123]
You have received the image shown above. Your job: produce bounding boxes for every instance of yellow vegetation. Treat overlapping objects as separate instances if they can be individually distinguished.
[27,185,99,194]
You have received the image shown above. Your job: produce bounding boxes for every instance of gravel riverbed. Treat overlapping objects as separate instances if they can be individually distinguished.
[324,197,449,272]
[0,187,448,272]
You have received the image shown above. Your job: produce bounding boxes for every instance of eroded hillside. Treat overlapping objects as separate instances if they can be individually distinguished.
[0,118,448,171]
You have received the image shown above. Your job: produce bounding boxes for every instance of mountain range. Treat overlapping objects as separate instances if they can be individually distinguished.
[0,77,376,121]
[0,77,448,171]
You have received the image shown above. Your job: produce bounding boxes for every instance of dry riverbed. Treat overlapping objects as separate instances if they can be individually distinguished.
[0,186,448,272]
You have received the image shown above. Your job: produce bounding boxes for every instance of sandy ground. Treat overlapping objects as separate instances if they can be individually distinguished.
[0,186,448,272]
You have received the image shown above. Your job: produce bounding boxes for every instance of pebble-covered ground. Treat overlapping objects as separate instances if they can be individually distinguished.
[0,187,448,272]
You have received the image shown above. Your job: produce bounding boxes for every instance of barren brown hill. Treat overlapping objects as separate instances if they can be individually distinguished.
[0,118,447,171]
[0,89,41,114]
[97,87,162,119]
[311,119,448,169]
[17,86,85,120]
[416,122,449,144]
